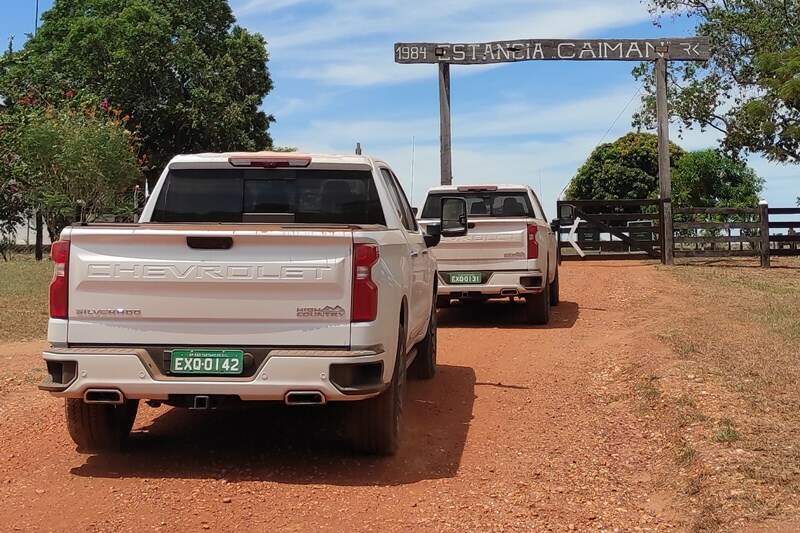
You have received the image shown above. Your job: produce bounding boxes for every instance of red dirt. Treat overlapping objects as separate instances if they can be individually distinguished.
[0,262,787,531]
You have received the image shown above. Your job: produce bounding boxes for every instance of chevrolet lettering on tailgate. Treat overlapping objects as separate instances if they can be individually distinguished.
[86,263,336,281]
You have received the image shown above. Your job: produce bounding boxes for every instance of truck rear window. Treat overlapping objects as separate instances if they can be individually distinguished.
[151,169,386,225]
[421,192,533,218]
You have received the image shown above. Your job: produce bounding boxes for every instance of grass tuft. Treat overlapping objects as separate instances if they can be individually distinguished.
[676,438,697,466]
[714,417,739,444]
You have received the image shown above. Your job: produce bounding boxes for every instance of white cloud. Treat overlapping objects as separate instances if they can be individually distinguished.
[236,0,310,16]
[235,0,653,86]
[280,83,644,149]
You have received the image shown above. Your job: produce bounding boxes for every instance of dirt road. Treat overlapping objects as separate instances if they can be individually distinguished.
[0,262,699,531]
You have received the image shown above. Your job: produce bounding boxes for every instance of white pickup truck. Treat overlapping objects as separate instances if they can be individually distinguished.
[418,184,558,324]
[40,152,468,455]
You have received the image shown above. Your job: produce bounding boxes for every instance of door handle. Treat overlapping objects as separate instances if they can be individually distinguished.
[410,250,419,258]
[186,236,233,250]
[421,249,429,255]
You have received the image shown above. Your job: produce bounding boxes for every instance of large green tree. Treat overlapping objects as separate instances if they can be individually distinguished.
[566,132,685,200]
[634,0,800,164]
[2,0,274,179]
[566,133,763,207]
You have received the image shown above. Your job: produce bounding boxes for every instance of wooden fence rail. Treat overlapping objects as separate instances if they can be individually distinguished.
[768,207,800,258]
[672,204,769,265]
[671,203,800,266]
[556,201,799,267]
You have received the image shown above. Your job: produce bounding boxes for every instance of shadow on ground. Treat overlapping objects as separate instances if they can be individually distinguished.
[438,300,579,329]
[70,364,475,487]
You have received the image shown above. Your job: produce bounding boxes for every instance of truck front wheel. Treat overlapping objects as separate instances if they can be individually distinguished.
[349,323,406,455]
[65,398,139,452]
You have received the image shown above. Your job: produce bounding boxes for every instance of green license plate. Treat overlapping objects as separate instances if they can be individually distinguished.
[448,272,482,284]
[170,349,244,375]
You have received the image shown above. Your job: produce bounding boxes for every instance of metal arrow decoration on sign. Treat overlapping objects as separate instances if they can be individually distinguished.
[568,217,585,258]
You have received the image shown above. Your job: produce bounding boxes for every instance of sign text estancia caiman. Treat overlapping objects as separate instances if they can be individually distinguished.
[394,38,711,64]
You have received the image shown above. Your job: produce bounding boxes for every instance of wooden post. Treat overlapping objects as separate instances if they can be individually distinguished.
[438,62,452,186]
[759,201,770,268]
[656,57,674,265]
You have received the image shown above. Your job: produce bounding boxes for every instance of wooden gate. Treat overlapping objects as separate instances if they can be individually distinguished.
[555,199,664,260]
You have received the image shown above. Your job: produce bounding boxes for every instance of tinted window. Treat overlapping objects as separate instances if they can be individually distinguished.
[421,192,533,218]
[152,169,385,225]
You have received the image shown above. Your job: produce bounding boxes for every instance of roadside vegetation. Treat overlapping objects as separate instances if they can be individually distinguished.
[650,258,800,530]
[0,255,52,342]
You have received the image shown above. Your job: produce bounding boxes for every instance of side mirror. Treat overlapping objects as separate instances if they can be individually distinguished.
[550,219,560,233]
[440,197,468,237]
[559,204,575,222]
[423,222,441,248]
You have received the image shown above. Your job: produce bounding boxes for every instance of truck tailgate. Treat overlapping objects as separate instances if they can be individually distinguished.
[424,218,531,271]
[66,226,353,346]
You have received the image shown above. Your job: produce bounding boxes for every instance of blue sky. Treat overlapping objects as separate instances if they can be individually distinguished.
[3,0,797,213]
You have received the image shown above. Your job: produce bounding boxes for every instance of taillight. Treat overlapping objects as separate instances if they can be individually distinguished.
[49,240,70,319]
[352,243,379,322]
[527,224,539,259]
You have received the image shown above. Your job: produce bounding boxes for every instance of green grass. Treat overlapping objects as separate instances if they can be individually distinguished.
[0,255,53,343]
[670,259,800,342]
[714,417,740,444]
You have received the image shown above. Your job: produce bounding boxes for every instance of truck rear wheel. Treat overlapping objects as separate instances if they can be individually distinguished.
[349,323,406,455]
[524,282,551,325]
[410,299,437,380]
[65,398,139,452]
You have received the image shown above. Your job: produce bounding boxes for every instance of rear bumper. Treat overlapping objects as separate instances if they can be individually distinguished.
[438,270,545,297]
[40,347,390,402]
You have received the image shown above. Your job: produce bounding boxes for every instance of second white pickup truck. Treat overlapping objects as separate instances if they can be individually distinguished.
[39,152,469,455]
[419,184,559,324]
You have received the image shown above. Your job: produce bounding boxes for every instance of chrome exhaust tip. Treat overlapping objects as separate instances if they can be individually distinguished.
[500,289,519,297]
[284,391,326,406]
[84,389,124,405]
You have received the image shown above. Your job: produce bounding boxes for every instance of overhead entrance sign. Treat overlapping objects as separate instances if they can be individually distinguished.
[393,35,711,266]
[395,38,710,64]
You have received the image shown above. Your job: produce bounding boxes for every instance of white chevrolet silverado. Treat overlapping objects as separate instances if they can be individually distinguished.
[40,152,468,455]
[418,184,558,324]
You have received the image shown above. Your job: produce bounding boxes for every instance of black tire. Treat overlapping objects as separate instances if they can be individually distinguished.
[65,398,139,452]
[410,299,437,380]
[350,323,406,455]
[549,268,560,307]
[524,281,551,325]
[436,295,451,308]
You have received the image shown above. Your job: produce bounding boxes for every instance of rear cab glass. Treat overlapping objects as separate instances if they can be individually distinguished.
[151,168,386,225]
[422,191,534,219]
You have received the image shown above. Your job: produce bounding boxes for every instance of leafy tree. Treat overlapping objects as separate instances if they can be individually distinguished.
[12,105,142,240]
[634,0,800,164]
[0,178,25,260]
[566,133,762,208]
[565,132,685,200]
[2,0,274,179]
[672,149,763,208]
